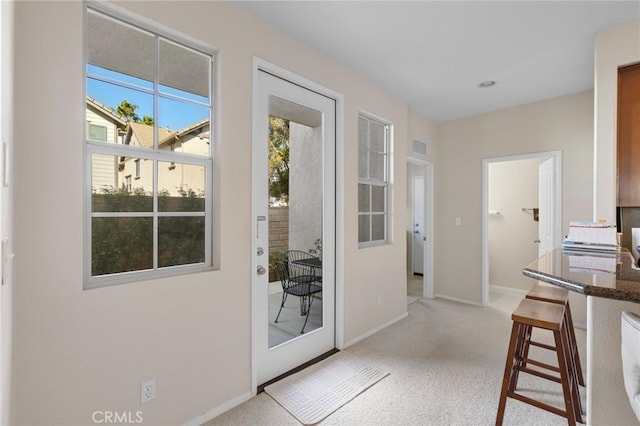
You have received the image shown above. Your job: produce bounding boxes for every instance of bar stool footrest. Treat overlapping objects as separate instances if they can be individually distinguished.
[508,391,569,419]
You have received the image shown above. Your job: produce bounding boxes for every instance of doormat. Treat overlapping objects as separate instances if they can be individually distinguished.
[264,351,389,425]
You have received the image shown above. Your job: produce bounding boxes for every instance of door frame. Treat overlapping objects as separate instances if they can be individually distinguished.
[250,57,345,394]
[407,158,434,299]
[481,150,562,306]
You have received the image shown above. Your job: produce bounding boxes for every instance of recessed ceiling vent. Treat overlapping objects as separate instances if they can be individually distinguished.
[412,139,427,156]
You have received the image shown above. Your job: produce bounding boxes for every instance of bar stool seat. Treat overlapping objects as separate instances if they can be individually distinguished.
[526,282,585,387]
[496,298,582,425]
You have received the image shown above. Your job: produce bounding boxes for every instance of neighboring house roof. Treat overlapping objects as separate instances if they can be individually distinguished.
[86,96,128,128]
[126,122,176,148]
[175,119,209,140]
[125,119,210,148]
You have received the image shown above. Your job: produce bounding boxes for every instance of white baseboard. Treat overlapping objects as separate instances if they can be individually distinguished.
[489,284,529,296]
[342,311,408,349]
[434,293,483,307]
[182,390,253,426]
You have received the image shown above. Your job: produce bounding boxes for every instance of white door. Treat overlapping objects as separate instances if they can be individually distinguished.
[253,70,335,386]
[412,176,424,275]
[538,157,554,256]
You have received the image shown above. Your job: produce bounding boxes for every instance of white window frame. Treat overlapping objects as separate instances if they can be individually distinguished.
[83,4,216,288]
[358,112,392,248]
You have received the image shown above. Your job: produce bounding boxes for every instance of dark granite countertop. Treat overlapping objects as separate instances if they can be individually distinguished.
[523,248,640,303]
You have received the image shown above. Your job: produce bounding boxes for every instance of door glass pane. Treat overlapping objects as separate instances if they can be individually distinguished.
[267,96,324,348]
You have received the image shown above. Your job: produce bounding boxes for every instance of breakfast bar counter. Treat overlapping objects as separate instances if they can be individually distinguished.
[523,248,640,304]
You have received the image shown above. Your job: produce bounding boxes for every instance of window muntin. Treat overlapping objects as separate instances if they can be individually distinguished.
[85,7,214,286]
[358,114,390,247]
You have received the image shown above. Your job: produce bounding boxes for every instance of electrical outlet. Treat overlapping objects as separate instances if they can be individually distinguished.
[141,379,156,404]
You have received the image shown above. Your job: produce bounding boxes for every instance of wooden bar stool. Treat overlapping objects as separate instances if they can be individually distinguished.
[526,282,585,387]
[496,298,582,425]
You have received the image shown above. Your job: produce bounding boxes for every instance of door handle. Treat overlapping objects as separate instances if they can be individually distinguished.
[257,265,266,275]
[534,239,541,244]
[257,247,264,256]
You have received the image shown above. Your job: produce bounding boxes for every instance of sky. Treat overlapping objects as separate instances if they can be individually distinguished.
[87,65,210,131]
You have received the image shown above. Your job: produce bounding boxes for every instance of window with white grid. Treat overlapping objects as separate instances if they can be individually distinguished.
[85,6,215,287]
[358,114,390,247]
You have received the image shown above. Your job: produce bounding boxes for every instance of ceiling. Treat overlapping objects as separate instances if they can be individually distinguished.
[233,1,640,122]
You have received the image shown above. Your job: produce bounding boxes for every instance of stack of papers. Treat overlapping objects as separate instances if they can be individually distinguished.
[562,221,619,253]
[567,250,617,274]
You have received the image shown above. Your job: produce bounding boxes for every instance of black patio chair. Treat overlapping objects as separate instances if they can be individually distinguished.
[281,250,323,284]
[274,260,322,334]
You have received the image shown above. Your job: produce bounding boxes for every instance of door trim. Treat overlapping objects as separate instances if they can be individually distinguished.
[481,150,562,306]
[407,158,434,299]
[251,57,345,395]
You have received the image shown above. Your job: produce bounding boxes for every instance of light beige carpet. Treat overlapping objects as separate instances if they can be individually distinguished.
[206,294,586,425]
[264,351,388,425]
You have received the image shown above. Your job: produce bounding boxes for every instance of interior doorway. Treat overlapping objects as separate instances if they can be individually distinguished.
[407,159,433,299]
[481,151,562,306]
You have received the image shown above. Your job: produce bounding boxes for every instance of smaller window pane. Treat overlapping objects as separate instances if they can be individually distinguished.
[158,217,205,267]
[159,39,210,104]
[92,154,153,212]
[371,214,386,241]
[158,162,205,212]
[358,184,370,213]
[358,116,368,148]
[358,215,370,243]
[369,151,385,181]
[86,10,154,89]
[87,78,154,135]
[158,97,210,156]
[371,185,385,213]
[358,148,368,179]
[92,217,153,276]
[369,121,385,152]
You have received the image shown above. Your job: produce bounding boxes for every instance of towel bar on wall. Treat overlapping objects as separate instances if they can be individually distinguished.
[522,207,539,222]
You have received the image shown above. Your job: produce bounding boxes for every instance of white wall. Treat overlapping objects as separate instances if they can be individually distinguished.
[590,17,640,425]
[1,1,14,424]
[488,158,542,291]
[11,2,410,424]
[436,91,594,305]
